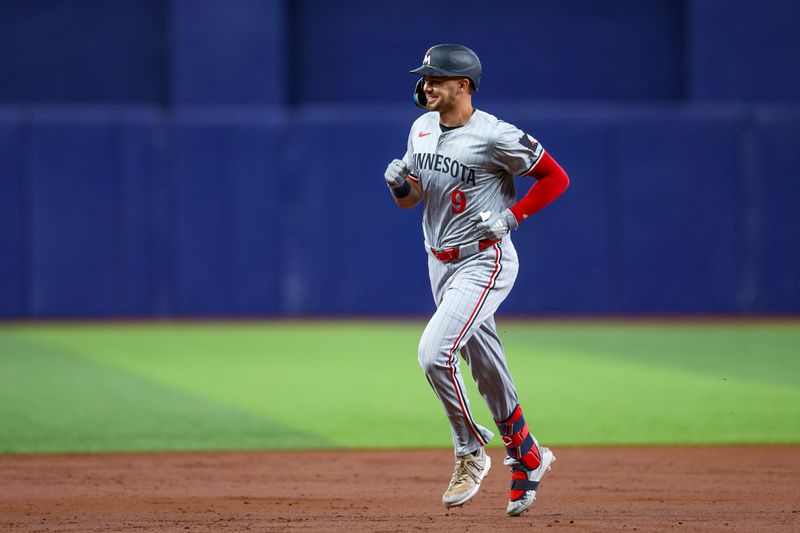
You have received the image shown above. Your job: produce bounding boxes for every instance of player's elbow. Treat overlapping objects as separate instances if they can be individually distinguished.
[541,167,569,197]
[559,171,570,194]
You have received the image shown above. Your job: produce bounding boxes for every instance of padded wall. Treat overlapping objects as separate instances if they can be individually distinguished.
[170,0,285,105]
[689,0,800,102]
[492,109,617,314]
[26,111,156,316]
[0,113,24,316]
[1,1,799,316]
[170,111,286,315]
[615,110,741,312]
[3,1,800,106]
[283,108,430,314]
[750,108,800,311]
[475,106,747,315]
[1,106,798,316]
[0,1,167,103]
[290,0,686,104]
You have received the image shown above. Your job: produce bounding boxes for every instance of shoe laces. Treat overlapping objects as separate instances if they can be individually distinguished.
[451,455,483,486]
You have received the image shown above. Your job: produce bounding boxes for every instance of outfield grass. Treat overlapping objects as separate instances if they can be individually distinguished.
[1,320,798,453]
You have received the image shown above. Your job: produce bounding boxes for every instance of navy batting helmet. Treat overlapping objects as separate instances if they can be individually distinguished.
[410,44,482,108]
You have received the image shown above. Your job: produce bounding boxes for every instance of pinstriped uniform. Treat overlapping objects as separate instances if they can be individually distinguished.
[402,109,544,455]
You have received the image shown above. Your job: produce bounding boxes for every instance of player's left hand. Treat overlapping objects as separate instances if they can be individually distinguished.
[474,209,519,240]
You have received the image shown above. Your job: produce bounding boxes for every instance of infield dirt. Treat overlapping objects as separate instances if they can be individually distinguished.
[1,446,798,531]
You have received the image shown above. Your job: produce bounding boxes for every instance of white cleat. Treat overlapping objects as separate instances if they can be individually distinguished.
[505,446,556,517]
[442,447,492,508]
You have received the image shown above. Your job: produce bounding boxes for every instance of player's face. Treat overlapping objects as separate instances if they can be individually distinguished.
[423,77,465,112]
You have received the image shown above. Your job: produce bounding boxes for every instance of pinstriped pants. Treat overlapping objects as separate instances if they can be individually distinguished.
[418,237,520,456]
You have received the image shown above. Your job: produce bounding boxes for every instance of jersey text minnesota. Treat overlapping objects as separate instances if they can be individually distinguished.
[414,152,476,185]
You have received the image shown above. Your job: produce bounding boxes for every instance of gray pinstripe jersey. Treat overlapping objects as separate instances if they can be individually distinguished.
[402,109,544,249]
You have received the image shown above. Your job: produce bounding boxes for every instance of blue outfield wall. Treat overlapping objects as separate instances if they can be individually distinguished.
[750,108,800,311]
[614,110,742,313]
[3,0,799,106]
[493,110,617,314]
[24,109,160,317]
[281,108,430,315]
[0,1,168,104]
[689,0,800,102]
[1,105,798,317]
[1,0,798,317]
[290,0,686,104]
[170,110,286,315]
[0,112,23,317]
[169,0,285,105]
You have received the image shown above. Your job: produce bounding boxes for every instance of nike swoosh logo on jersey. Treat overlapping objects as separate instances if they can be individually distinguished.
[418,132,431,137]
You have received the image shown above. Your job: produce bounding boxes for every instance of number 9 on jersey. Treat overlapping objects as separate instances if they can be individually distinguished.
[451,189,467,214]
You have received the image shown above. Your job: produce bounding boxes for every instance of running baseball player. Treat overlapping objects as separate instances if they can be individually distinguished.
[384,44,569,516]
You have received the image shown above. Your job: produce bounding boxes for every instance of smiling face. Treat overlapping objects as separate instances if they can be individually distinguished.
[423,76,471,112]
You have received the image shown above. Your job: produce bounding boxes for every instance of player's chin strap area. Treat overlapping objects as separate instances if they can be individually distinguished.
[413,78,427,108]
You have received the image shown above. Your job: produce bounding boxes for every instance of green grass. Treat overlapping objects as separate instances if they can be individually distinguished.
[1,320,798,453]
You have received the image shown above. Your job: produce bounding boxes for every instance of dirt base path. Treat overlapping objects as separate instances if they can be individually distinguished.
[1,446,798,532]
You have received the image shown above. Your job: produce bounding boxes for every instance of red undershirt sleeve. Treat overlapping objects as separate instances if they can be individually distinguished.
[508,151,570,222]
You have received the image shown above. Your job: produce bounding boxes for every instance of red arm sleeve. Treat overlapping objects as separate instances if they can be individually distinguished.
[508,151,569,222]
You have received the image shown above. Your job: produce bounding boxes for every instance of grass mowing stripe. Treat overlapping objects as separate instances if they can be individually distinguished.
[3,321,799,452]
[0,333,335,453]
[501,349,800,445]
[499,323,800,389]
[494,323,800,445]
[14,323,441,449]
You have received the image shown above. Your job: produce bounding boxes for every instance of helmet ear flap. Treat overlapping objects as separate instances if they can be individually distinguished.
[413,78,427,109]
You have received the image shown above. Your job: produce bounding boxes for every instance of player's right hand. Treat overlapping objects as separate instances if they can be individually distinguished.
[384,159,410,189]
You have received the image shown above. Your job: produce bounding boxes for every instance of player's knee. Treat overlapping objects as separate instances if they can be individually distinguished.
[417,342,439,374]
[417,339,447,375]
[417,342,434,374]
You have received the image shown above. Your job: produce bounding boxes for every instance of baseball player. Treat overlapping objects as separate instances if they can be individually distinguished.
[384,44,569,516]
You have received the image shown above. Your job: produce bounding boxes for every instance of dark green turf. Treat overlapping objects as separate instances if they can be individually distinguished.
[0,321,798,453]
